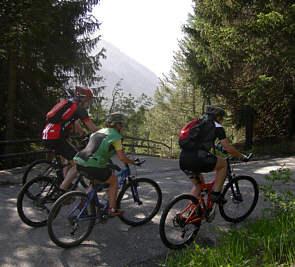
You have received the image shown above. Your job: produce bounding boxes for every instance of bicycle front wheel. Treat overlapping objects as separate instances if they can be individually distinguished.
[219,175,259,223]
[159,194,201,249]
[47,191,96,248]
[22,159,57,185]
[117,178,162,226]
[17,176,59,227]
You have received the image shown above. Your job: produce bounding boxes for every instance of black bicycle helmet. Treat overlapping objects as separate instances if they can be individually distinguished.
[106,112,125,125]
[206,105,227,118]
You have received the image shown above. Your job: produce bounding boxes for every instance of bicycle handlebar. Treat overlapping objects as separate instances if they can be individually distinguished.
[226,153,253,162]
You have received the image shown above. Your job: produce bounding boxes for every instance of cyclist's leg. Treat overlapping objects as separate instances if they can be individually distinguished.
[209,156,227,204]
[76,165,119,212]
[54,138,78,191]
[60,160,77,190]
[189,174,204,198]
[180,150,205,198]
[87,167,121,215]
[105,172,118,209]
[60,156,70,177]
[212,156,227,192]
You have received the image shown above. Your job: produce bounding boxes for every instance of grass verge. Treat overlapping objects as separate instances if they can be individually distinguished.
[162,212,295,267]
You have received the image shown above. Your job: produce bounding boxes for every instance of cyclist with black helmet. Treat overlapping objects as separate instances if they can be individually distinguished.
[179,105,247,204]
[74,112,138,216]
[42,86,98,195]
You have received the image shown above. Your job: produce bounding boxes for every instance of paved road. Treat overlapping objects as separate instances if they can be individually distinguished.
[1,155,295,267]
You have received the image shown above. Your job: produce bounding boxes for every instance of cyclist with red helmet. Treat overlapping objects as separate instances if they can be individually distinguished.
[179,105,248,204]
[42,86,98,195]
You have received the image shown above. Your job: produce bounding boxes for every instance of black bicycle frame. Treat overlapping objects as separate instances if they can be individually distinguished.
[226,158,243,202]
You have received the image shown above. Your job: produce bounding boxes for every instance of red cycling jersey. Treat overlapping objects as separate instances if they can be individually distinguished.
[42,100,90,140]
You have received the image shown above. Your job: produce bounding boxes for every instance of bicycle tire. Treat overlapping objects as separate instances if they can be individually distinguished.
[159,194,201,249]
[219,175,259,223]
[22,159,57,185]
[116,178,162,226]
[17,176,59,227]
[47,191,96,248]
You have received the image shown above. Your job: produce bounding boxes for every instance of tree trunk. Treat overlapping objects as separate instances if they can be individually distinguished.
[5,47,17,154]
[244,107,254,150]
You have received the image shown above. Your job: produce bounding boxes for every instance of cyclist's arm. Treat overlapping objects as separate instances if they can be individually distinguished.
[220,138,243,159]
[83,119,97,133]
[76,105,98,134]
[73,120,87,136]
[113,139,136,165]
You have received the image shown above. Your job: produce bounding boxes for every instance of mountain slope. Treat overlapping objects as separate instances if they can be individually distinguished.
[96,40,159,97]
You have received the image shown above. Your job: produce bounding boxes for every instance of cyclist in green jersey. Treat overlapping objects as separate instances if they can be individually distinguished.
[74,112,138,216]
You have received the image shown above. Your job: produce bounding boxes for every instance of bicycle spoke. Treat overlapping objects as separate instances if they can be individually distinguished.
[220,176,259,222]
[17,176,57,227]
[160,194,201,249]
[48,192,95,248]
[23,160,58,185]
[117,178,162,226]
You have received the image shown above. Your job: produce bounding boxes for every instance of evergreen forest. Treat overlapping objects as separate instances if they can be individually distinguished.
[2,0,295,160]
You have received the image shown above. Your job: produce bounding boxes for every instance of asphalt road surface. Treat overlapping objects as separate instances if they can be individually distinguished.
[0,155,295,267]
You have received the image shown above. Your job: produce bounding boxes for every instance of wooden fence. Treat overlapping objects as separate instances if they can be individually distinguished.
[0,136,172,169]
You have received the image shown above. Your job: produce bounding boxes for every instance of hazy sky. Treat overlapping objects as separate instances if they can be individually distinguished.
[93,0,193,76]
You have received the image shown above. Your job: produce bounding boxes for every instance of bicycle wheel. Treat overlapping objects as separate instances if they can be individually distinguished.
[17,176,59,227]
[116,178,162,226]
[159,194,202,249]
[219,175,259,223]
[47,191,96,248]
[22,159,57,185]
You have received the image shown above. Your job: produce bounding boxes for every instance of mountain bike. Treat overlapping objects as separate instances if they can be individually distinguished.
[159,153,259,249]
[22,137,88,188]
[17,152,88,227]
[47,159,162,248]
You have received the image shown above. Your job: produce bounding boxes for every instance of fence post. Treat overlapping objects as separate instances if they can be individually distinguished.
[170,137,173,158]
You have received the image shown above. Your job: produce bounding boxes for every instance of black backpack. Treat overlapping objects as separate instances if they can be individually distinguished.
[178,115,215,151]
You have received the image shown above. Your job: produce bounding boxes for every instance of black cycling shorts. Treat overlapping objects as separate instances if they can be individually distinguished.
[77,164,112,182]
[43,139,77,160]
[179,149,217,176]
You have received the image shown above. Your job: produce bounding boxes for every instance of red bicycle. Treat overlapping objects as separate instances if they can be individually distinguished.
[159,153,258,249]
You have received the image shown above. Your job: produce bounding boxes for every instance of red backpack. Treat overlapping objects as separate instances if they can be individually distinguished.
[178,117,207,150]
[46,99,76,123]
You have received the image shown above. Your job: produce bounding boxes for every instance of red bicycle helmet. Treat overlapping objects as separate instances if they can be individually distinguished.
[75,86,94,101]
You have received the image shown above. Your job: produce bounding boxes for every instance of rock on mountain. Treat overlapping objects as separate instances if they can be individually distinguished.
[96,40,158,98]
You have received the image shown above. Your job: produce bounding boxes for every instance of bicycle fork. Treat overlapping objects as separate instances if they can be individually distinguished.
[128,177,142,205]
[229,182,243,202]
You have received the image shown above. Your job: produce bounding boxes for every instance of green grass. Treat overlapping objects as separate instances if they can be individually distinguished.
[162,212,295,267]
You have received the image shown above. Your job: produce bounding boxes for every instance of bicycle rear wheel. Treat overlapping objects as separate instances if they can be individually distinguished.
[219,175,259,223]
[159,194,202,249]
[116,178,162,226]
[17,176,59,227]
[47,191,96,248]
[22,159,57,185]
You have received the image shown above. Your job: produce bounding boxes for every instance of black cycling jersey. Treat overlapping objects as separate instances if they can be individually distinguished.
[214,122,226,140]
